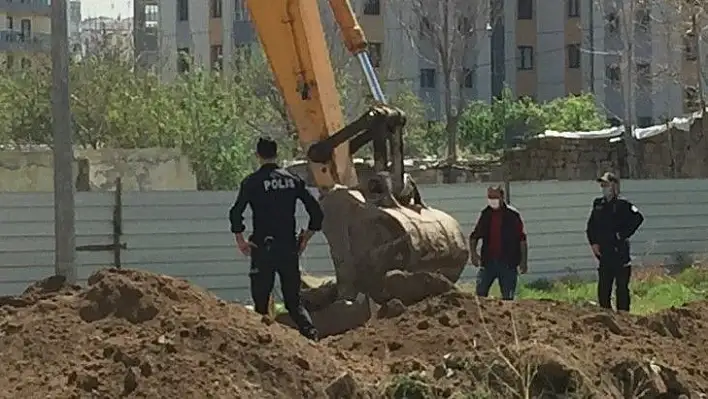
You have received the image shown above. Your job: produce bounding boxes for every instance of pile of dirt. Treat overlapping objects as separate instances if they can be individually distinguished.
[3,268,708,398]
[327,292,708,397]
[0,269,384,398]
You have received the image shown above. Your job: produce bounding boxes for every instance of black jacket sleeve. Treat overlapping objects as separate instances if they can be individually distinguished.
[586,198,600,245]
[229,178,251,234]
[618,199,644,240]
[469,209,487,241]
[297,182,324,231]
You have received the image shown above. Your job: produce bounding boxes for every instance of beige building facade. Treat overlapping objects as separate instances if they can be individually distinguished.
[132,0,699,124]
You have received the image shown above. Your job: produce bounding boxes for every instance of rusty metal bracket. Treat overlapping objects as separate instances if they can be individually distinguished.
[74,177,126,267]
[76,243,127,252]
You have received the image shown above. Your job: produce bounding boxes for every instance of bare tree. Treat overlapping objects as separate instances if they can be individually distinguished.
[389,0,498,161]
[595,0,708,177]
[594,0,650,177]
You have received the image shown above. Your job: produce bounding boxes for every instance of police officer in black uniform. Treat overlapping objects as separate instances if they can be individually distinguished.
[586,172,644,312]
[229,137,323,340]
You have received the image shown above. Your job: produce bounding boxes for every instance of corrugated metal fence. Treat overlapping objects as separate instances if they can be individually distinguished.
[2,179,707,301]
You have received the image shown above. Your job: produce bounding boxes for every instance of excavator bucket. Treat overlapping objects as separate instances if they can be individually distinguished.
[276,106,470,337]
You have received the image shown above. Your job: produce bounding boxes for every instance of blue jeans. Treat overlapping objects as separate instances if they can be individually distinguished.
[475,260,518,300]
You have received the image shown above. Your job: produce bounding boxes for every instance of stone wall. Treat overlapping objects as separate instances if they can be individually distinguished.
[504,116,708,180]
[0,148,197,192]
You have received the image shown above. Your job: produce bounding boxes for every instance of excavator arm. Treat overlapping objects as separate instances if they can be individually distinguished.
[246,0,406,196]
[246,0,469,336]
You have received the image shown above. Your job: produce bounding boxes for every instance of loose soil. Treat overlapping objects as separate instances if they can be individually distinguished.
[1,268,707,398]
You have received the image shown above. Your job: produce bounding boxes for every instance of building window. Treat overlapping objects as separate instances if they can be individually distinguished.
[685,86,699,110]
[684,33,697,60]
[5,54,14,70]
[567,44,580,68]
[235,0,248,21]
[420,68,436,88]
[636,62,650,83]
[6,16,13,30]
[211,0,222,18]
[636,8,650,30]
[518,0,533,20]
[20,19,31,39]
[177,47,190,73]
[637,116,653,128]
[144,5,159,27]
[369,42,382,67]
[458,17,471,34]
[606,12,619,33]
[517,46,533,70]
[210,45,223,71]
[606,64,621,84]
[567,0,579,18]
[178,0,189,21]
[462,68,474,88]
[419,16,432,39]
[363,0,380,15]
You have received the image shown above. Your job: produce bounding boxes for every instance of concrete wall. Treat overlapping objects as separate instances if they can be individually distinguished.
[1,180,707,303]
[0,148,197,192]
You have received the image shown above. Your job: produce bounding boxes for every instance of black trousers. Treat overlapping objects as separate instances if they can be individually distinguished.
[597,263,632,311]
[249,239,316,338]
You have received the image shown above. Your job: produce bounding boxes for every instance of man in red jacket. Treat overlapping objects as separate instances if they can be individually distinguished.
[469,185,528,300]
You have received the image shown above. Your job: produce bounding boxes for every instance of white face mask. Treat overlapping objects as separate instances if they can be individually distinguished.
[488,198,500,209]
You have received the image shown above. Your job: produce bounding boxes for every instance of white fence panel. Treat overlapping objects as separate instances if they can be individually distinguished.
[0,192,115,295]
[4,179,708,302]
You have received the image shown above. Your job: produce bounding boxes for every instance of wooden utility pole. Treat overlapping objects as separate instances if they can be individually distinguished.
[51,0,77,282]
[692,12,706,109]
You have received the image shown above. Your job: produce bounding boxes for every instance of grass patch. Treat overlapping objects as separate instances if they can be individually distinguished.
[458,266,708,314]
[270,267,708,316]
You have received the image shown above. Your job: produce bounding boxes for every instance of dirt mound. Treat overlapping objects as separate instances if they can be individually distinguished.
[0,268,383,398]
[327,292,708,397]
[4,269,708,398]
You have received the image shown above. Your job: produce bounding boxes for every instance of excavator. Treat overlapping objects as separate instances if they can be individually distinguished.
[246,0,470,336]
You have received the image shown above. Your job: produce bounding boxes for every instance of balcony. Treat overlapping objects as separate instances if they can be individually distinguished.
[0,0,51,16]
[0,30,51,52]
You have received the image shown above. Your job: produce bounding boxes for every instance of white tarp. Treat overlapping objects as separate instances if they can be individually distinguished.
[535,109,703,141]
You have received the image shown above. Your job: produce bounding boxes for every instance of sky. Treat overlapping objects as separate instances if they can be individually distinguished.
[81,0,133,19]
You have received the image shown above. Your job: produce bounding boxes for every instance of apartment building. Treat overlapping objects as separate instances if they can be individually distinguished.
[68,0,82,54]
[0,0,51,70]
[502,0,696,126]
[80,17,133,59]
[130,0,492,119]
[133,0,254,80]
[131,0,696,124]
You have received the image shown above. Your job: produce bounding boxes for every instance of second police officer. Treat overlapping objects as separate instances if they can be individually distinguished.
[586,172,644,312]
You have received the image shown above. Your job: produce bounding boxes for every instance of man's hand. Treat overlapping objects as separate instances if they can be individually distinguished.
[591,244,601,258]
[297,229,315,256]
[519,261,528,274]
[235,234,255,256]
[470,252,481,267]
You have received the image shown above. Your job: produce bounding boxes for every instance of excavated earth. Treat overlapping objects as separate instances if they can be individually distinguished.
[1,268,708,398]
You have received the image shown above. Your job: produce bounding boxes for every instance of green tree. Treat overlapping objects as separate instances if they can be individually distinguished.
[541,93,608,131]
[0,50,276,189]
[458,89,608,154]
[390,86,445,157]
